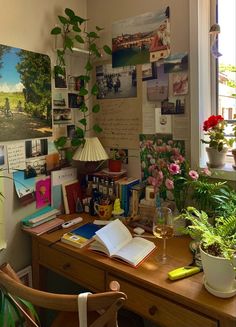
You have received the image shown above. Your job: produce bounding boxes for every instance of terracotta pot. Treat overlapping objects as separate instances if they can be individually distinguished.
[205,147,228,168]
[108,159,122,172]
[232,149,236,170]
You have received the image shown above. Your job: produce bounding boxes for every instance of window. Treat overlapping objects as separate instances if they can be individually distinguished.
[215,0,236,160]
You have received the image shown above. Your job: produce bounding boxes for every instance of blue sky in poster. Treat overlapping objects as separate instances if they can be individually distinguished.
[0,47,23,92]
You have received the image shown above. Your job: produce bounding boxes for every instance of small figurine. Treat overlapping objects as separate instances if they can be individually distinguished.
[112,198,124,217]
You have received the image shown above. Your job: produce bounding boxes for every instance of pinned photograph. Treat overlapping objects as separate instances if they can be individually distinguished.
[54,67,67,89]
[147,64,168,101]
[112,7,170,67]
[172,72,188,95]
[164,52,188,73]
[142,63,157,81]
[161,97,185,115]
[0,44,52,142]
[96,64,137,99]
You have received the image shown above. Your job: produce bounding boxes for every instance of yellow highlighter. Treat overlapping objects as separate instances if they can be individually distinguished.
[168,266,201,281]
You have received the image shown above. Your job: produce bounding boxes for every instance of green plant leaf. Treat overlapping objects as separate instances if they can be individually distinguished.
[75,35,84,43]
[87,31,99,38]
[79,118,87,126]
[85,60,93,71]
[103,45,112,55]
[96,26,104,31]
[79,87,88,96]
[73,25,81,33]
[78,75,90,83]
[93,124,103,133]
[58,15,69,25]
[54,136,67,149]
[91,84,99,95]
[65,36,74,50]
[92,103,100,113]
[75,127,85,138]
[71,138,84,147]
[51,27,62,35]
[65,8,75,18]
[89,43,100,57]
[80,102,88,112]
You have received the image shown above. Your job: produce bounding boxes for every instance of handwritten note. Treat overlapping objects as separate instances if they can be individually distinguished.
[7,142,26,173]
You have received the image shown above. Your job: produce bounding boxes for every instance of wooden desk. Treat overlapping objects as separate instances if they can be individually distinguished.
[30,214,236,327]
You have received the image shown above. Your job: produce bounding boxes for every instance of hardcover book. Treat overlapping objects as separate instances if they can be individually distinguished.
[62,179,82,214]
[51,167,77,213]
[21,218,64,236]
[89,219,156,267]
[61,223,101,248]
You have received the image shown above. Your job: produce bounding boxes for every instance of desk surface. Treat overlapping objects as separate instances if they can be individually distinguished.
[30,214,236,327]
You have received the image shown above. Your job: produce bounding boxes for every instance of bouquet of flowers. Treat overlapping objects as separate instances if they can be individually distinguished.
[201,115,234,151]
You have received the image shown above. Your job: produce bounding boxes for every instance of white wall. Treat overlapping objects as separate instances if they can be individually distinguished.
[0,0,87,271]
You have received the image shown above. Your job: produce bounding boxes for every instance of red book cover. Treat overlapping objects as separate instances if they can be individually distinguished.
[62,180,82,214]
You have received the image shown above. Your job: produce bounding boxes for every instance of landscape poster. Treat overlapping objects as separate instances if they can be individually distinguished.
[0,44,52,142]
[112,7,170,67]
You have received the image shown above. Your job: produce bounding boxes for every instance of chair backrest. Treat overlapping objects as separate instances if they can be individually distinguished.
[0,263,127,327]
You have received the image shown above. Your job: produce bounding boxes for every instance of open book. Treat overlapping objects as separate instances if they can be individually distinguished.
[89,219,156,267]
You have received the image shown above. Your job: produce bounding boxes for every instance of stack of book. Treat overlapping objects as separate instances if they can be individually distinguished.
[21,206,61,234]
[116,177,140,216]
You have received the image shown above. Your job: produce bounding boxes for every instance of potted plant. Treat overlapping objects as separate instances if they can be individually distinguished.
[108,148,127,172]
[201,115,234,168]
[231,124,236,169]
[179,207,236,298]
[51,8,112,148]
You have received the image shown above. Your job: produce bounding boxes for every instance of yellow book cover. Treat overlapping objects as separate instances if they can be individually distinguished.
[61,232,91,248]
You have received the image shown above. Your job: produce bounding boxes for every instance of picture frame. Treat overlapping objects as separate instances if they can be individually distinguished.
[161,97,185,115]
[54,67,67,89]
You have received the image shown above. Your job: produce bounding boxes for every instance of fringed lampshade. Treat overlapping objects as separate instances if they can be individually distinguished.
[72,137,108,162]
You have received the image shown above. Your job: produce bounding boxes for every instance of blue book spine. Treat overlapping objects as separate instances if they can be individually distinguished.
[123,180,140,216]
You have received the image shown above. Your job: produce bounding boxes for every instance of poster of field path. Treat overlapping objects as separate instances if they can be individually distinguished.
[0,44,52,142]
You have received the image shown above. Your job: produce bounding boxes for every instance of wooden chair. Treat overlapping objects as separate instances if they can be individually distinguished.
[0,263,127,327]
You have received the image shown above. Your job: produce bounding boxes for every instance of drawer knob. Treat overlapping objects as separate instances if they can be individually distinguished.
[62,263,71,270]
[149,305,158,316]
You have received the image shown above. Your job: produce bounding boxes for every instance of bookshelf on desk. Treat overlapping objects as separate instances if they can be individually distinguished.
[29,213,236,327]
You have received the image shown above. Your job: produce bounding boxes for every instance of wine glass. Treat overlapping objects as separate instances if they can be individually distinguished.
[153,207,173,264]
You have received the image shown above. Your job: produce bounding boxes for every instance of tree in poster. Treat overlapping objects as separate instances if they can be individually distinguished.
[0,45,10,79]
[16,51,52,120]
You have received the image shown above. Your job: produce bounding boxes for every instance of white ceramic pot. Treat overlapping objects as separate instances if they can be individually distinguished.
[205,147,228,168]
[200,246,236,293]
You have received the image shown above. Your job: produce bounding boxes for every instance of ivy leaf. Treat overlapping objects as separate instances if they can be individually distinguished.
[71,138,84,147]
[75,127,84,138]
[51,27,62,35]
[89,43,100,57]
[58,16,69,25]
[79,87,88,96]
[80,102,88,112]
[93,124,103,133]
[87,31,99,38]
[73,25,81,33]
[78,75,90,83]
[75,35,84,43]
[92,103,100,113]
[79,118,87,126]
[103,45,112,55]
[65,8,75,18]
[91,84,99,95]
[76,16,88,25]
[96,26,104,31]
[65,36,73,50]
[85,60,93,71]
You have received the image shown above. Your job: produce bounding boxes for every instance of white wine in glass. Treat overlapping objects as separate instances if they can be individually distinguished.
[153,207,173,263]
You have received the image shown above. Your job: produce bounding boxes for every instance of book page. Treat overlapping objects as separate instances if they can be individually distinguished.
[114,237,156,266]
[95,219,132,256]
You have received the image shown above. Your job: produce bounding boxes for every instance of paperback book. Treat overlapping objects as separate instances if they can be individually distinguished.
[89,219,156,267]
[61,223,101,248]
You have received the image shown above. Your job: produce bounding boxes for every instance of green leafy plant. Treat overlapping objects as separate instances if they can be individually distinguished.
[51,8,112,147]
[178,207,236,261]
[0,288,39,326]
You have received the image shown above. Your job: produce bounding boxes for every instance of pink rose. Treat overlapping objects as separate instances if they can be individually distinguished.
[189,170,199,180]
[168,163,181,175]
[165,178,174,190]
[202,168,212,176]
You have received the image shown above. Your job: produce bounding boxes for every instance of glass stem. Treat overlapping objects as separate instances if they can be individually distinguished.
[163,239,167,260]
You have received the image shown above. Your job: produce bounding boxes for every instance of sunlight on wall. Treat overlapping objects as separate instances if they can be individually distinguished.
[0,178,6,250]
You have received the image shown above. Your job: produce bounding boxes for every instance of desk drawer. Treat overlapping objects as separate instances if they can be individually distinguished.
[107,275,217,327]
[39,244,105,291]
